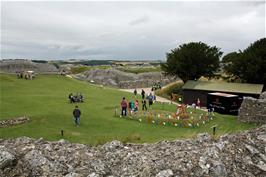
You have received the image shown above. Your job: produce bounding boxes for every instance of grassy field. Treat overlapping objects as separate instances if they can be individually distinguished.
[70,65,111,74]
[0,74,257,145]
[116,66,161,74]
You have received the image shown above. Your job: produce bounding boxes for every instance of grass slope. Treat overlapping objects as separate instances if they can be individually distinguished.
[0,74,257,145]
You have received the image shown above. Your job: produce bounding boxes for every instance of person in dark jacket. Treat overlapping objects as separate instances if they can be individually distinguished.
[142,99,147,111]
[134,89,137,96]
[141,89,145,99]
[148,93,153,107]
[73,105,81,126]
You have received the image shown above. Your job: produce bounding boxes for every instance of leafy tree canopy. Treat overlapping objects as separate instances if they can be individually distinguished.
[161,42,222,82]
[222,38,266,85]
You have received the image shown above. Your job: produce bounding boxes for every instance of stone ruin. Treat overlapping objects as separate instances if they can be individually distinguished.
[0,59,58,73]
[74,68,178,89]
[1,125,266,176]
[238,92,266,124]
[0,117,30,128]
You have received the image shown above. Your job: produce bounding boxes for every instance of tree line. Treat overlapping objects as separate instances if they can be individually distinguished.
[161,38,266,86]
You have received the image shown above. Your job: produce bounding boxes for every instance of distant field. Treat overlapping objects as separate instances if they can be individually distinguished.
[70,65,111,74]
[116,66,161,74]
[0,74,257,145]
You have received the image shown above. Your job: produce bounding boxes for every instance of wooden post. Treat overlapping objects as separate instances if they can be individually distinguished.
[61,130,64,137]
[213,126,216,135]
[115,107,118,116]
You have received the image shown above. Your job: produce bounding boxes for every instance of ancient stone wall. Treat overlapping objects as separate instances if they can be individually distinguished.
[0,60,59,73]
[238,92,266,124]
[75,69,178,89]
[1,125,266,176]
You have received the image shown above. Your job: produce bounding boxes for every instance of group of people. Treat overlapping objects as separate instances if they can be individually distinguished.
[121,97,139,116]
[120,89,156,116]
[16,71,35,80]
[68,93,84,103]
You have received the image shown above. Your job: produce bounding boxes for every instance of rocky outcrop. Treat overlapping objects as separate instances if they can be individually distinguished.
[75,69,178,89]
[1,125,266,176]
[0,117,30,128]
[0,59,59,73]
[238,93,266,124]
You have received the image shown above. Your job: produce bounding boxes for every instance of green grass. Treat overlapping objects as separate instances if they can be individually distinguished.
[70,65,111,74]
[0,74,257,145]
[116,66,161,74]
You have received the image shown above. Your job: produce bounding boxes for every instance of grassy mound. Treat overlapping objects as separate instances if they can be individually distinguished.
[116,66,161,74]
[155,80,184,100]
[0,74,257,145]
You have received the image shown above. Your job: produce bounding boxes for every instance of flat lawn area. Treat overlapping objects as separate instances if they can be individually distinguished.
[0,74,257,145]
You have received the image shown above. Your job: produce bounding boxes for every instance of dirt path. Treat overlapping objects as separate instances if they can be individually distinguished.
[119,87,178,105]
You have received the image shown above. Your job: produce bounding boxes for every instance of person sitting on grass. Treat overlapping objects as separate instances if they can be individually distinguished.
[73,105,81,127]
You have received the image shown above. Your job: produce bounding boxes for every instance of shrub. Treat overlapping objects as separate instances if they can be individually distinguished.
[155,81,184,100]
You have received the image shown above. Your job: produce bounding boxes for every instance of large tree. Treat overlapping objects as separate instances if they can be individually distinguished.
[222,38,266,84]
[161,42,222,82]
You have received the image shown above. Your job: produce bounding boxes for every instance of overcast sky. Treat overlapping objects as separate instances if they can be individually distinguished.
[1,1,265,60]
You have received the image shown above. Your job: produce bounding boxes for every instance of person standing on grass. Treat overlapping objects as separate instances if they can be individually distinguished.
[135,100,139,112]
[121,97,128,116]
[142,99,147,111]
[197,98,201,108]
[73,105,81,127]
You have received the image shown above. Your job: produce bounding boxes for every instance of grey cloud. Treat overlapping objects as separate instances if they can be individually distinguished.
[1,1,265,60]
[129,15,150,26]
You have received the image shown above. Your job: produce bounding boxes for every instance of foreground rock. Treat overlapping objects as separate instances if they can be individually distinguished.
[0,125,266,176]
[238,92,266,124]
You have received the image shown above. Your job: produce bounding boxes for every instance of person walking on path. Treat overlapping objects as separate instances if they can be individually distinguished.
[134,89,137,96]
[148,93,153,107]
[142,99,147,111]
[121,97,128,116]
[73,105,81,127]
[141,89,145,99]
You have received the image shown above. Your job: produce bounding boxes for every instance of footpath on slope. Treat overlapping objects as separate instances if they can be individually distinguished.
[1,125,265,176]
[119,87,178,105]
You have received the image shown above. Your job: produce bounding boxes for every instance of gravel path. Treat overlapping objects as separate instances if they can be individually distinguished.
[119,87,178,105]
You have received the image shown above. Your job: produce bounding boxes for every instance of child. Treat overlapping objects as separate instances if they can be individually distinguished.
[135,100,139,112]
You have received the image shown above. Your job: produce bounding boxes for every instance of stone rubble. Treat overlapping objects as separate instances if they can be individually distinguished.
[0,59,58,73]
[238,92,266,124]
[0,125,266,177]
[0,117,30,128]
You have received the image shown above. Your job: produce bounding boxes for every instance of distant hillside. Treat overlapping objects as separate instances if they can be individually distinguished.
[0,59,59,73]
